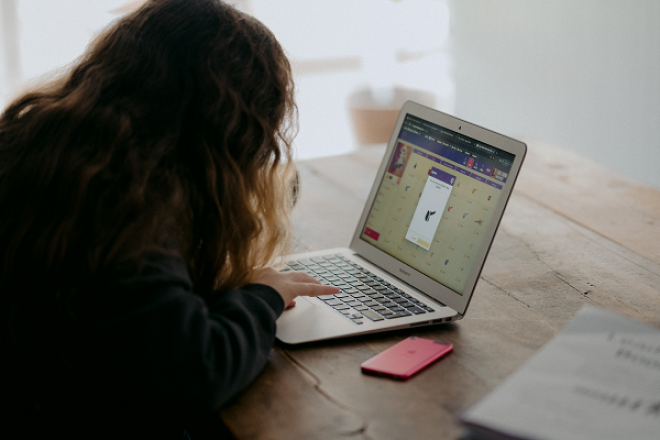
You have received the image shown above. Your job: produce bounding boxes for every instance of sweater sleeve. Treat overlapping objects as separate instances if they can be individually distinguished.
[80,254,286,417]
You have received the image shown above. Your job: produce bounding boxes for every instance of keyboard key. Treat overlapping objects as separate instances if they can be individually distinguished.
[385,311,412,319]
[318,295,337,301]
[360,310,384,321]
[322,299,343,306]
[407,306,427,315]
[333,304,350,310]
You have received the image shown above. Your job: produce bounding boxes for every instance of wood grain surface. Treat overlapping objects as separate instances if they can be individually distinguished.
[222,141,660,440]
[515,139,660,265]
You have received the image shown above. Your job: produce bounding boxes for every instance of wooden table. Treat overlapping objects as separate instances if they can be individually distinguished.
[222,140,660,440]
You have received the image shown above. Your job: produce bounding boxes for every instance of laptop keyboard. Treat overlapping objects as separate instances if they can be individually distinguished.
[282,254,435,325]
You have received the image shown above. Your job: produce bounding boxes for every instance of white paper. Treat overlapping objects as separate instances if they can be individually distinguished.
[460,306,660,440]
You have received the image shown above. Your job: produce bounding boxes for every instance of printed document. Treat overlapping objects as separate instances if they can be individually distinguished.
[460,306,660,440]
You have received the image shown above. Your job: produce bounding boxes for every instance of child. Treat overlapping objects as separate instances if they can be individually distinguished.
[0,0,337,437]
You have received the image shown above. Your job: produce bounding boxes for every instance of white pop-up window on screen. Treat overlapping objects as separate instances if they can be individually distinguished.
[405,167,455,250]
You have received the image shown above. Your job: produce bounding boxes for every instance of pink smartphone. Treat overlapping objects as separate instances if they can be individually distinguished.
[360,336,453,380]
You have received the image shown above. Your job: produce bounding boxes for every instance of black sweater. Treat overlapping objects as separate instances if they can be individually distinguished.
[1,254,285,439]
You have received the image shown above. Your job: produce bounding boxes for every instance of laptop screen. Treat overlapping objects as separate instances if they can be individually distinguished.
[360,114,516,295]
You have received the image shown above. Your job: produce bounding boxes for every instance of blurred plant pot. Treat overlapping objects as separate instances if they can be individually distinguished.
[348,87,436,145]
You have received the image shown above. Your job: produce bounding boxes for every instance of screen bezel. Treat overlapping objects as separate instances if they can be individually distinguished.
[349,101,527,316]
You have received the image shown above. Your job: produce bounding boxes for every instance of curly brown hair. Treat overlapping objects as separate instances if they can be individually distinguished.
[0,0,297,316]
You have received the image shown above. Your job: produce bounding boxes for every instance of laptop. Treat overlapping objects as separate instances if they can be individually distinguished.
[276,100,526,344]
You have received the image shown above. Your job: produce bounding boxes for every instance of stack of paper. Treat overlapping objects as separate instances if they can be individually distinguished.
[460,306,660,440]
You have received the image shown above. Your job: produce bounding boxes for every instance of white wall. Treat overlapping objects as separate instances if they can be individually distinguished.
[0,0,22,103]
[0,0,454,161]
[251,0,454,159]
[449,0,660,188]
[17,0,126,82]
[0,0,126,104]
[2,0,659,188]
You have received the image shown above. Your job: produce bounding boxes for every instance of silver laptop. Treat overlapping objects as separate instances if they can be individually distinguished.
[277,101,526,344]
